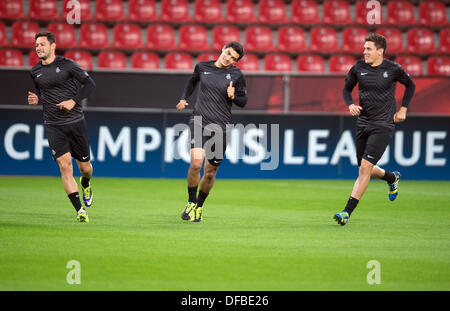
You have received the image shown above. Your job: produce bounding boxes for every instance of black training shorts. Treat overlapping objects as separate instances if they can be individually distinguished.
[356,124,393,166]
[189,118,227,166]
[45,119,91,162]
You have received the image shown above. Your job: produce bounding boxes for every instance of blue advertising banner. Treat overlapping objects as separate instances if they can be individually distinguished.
[0,108,449,180]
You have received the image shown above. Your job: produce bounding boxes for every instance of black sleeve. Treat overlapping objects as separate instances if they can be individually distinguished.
[231,73,248,108]
[395,64,416,108]
[68,60,96,104]
[30,72,41,101]
[342,64,358,106]
[180,64,200,100]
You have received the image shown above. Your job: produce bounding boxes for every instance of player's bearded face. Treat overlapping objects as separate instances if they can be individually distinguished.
[35,37,55,60]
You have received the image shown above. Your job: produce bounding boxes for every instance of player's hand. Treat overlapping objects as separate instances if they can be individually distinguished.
[176,99,188,111]
[227,81,235,100]
[394,107,407,123]
[56,99,76,111]
[27,91,39,106]
[348,104,362,116]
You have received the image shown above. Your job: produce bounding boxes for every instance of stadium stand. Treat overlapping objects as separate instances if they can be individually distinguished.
[131,51,160,69]
[128,0,157,22]
[64,50,94,70]
[328,55,356,73]
[395,56,423,76]
[29,0,59,20]
[264,53,292,71]
[296,54,325,73]
[164,52,193,70]
[97,51,127,69]
[235,53,260,71]
[0,49,23,67]
[0,0,447,76]
[28,48,40,66]
[427,56,450,76]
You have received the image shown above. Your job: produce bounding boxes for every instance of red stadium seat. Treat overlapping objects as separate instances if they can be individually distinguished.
[245,26,274,52]
[258,0,287,24]
[277,26,306,52]
[161,0,190,22]
[212,26,240,50]
[96,0,125,21]
[179,25,209,51]
[164,53,193,70]
[323,0,352,25]
[98,51,127,69]
[342,27,369,53]
[12,22,40,48]
[197,53,220,62]
[291,0,319,24]
[387,1,416,25]
[355,0,383,25]
[235,53,260,71]
[376,28,404,54]
[28,49,41,67]
[0,49,23,67]
[395,56,423,76]
[113,24,143,50]
[427,56,450,76]
[309,27,339,53]
[407,28,436,54]
[439,29,450,53]
[131,52,159,70]
[29,0,58,20]
[146,24,176,50]
[80,23,110,49]
[264,53,292,72]
[63,0,92,22]
[297,54,325,73]
[194,0,223,23]
[47,23,76,49]
[64,50,93,70]
[0,22,8,47]
[226,0,255,23]
[128,0,157,22]
[419,1,447,26]
[329,55,355,74]
[0,0,24,19]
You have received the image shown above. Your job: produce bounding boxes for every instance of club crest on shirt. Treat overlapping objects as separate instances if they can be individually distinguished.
[226,74,231,80]
[383,71,388,78]
[56,67,61,73]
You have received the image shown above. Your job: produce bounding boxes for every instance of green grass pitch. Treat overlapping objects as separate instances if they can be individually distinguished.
[0,176,449,291]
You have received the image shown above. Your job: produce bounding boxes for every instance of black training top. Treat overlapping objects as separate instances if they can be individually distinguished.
[343,59,415,129]
[181,60,248,129]
[30,56,96,125]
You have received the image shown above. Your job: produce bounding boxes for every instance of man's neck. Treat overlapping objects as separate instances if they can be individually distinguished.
[42,54,56,65]
[369,58,383,67]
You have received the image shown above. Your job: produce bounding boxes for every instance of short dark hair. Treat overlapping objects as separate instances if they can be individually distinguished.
[35,31,56,44]
[225,41,244,61]
[365,33,387,55]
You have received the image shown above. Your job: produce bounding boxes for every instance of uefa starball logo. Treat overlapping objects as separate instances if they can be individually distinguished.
[66,0,82,24]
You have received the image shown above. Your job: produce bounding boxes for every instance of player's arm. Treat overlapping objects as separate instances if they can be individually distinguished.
[343,65,361,116]
[57,60,96,111]
[177,64,200,111]
[28,73,40,106]
[228,74,248,108]
[393,65,416,123]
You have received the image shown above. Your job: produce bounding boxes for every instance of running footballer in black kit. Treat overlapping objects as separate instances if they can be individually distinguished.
[176,42,248,222]
[334,34,415,226]
[28,32,96,223]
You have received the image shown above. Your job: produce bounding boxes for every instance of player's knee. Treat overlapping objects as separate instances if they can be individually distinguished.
[58,159,73,173]
[79,162,91,175]
[359,160,374,175]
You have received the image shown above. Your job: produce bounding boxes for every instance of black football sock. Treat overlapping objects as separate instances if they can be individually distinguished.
[81,176,90,188]
[188,186,198,204]
[381,170,396,184]
[197,190,209,207]
[68,192,82,212]
[344,196,359,216]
